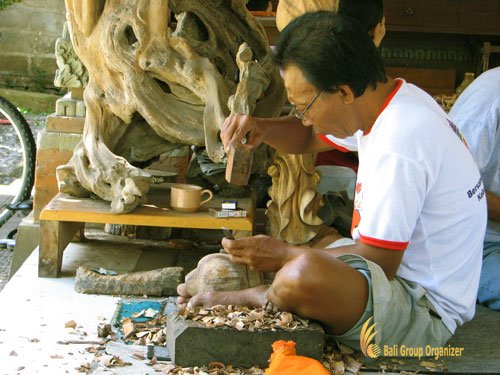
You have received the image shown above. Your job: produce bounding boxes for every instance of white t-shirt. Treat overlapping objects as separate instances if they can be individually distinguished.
[449,67,500,243]
[320,79,487,333]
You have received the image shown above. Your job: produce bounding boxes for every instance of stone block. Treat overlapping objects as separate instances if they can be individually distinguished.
[55,97,77,116]
[0,31,34,54]
[33,34,60,55]
[32,56,57,81]
[165,303,325,368]
[46,114,85,134]
[22,0,65,12]
[0,55,29,75]
[0,7,29,29]
[76,100,86,117]
[29,10,65,34]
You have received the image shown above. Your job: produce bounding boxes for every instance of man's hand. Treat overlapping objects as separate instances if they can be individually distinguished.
[221,234,298,272]
[221,113,266,152]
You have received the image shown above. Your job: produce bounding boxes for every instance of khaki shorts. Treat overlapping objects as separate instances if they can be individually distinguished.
[327,246,452,353]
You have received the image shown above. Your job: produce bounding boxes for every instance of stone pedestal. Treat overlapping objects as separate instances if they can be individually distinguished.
[165,303,325,368]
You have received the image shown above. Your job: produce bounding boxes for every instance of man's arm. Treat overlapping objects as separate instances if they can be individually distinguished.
[221,114,332,154]
[486,191,500,223]
[223,236,404,280]
[322,242,404,280]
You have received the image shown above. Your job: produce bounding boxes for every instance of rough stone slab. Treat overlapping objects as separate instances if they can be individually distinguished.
[165,303,324,368]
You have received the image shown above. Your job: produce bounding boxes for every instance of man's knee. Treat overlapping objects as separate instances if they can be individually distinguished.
[270,251,327,306]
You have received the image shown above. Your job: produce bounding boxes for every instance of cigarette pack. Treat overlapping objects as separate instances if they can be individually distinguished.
[209,208,247,218]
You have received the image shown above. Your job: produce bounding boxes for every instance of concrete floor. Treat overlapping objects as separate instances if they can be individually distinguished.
[0,228,223,375]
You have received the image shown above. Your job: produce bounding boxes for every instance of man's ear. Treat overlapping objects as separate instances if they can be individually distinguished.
[339,85,355,104]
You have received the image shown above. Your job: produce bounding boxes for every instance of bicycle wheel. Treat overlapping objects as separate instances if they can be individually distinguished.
[0,96,36,226]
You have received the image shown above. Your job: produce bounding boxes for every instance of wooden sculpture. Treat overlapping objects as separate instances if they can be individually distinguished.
[266,151,323,245]
[58,0,285,213]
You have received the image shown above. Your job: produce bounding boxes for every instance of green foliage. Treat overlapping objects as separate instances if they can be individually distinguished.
[0,0,22,11]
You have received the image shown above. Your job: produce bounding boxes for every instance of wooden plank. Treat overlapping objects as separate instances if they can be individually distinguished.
[385,0,460,30]
[461,0,500,35]
[40,187,255,231]
[386,66,456,96]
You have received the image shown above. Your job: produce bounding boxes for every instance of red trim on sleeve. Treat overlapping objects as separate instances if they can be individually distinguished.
[359,233,409,250]
[364,78,403,136]
[318,134,351,153]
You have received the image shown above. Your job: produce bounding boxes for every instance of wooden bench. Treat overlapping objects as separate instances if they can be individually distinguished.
[39,185,255,277]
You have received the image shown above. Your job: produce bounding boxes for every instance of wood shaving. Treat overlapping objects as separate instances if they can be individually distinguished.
[154,362,265,374]
[65,320,77,329]
[120,313,168,346]
[178,305,309,332]
[98,354,131,367]
[154,342,364,374]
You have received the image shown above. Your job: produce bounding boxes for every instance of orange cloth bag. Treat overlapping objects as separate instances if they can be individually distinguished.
[265,340,330,375]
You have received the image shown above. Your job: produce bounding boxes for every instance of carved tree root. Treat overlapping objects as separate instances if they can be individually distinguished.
[60,0,285,213]
[57,85,152,213]
[74,266,184,296]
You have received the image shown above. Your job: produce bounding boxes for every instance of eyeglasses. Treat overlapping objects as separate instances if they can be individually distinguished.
[294,91,322,120]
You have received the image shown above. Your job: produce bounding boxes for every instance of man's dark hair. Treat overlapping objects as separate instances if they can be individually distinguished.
[273,11,387,97]
[338,0,384,32]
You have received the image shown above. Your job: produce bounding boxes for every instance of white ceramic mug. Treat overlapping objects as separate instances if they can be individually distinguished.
[170,184,214,213]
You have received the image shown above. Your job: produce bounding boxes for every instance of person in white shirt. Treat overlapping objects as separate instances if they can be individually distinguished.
[449,67,500,311]
[177,12,487,350]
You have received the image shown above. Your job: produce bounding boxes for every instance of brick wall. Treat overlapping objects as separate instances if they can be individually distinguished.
[0,0,66,93]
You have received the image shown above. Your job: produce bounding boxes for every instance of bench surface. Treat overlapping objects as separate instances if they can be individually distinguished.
[40,185,255,231]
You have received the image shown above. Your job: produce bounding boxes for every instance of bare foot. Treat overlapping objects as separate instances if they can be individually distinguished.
[176,282,191,307]
[188,285,270,309]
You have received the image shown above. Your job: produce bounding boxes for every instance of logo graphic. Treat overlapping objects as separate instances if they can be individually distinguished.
[360,317,381,358]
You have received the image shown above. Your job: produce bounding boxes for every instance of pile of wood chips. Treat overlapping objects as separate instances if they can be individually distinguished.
[114,305,439,374]
[147,342,364,374]
[121,307,168,346]
[177,304,310,331]
[149,362,265,374]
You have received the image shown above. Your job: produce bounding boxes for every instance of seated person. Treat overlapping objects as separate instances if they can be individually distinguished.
[178,12,487,351]
[317,0,385,172]
[449,67,500,311]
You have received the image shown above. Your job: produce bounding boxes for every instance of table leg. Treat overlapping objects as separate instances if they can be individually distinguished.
[39,220,82,278]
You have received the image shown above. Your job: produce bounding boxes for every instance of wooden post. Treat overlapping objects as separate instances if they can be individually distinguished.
[38,220,82,277]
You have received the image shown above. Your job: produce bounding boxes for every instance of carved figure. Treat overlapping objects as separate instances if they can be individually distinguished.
[58,0,285,213]
[264,0,334,245]
[54,22,89,88]
[267,151,323,245]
